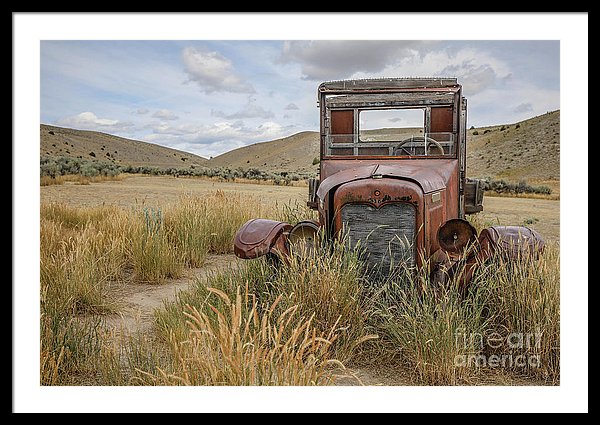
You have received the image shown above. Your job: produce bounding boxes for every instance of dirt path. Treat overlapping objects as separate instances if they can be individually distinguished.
[104,254,240,335]
[332,364,415,386]
[101,252,414,386]
[94,252,550,387]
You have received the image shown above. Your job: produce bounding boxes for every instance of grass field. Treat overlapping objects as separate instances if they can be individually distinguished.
[41,174,560,241]
[40,174,560,386]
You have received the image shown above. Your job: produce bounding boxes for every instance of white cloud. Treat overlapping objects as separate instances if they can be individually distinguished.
[143,120,287,157]
[351,47,511,97]
[182,46,255,94]
[135,108,149,115]
[56,111,134,131]
[514,102,534,113]
[211,102,274,119]
[279,41,436,80]
[466,82,559,126]
[284,103,299,110]
[152,109,179,120]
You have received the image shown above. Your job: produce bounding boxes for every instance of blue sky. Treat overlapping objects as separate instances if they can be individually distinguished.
[41,40,560,159]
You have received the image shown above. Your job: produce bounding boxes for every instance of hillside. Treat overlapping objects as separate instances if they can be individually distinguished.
[40,110,560,184]
[466,110,560,182]
[208,131,320,174]
[40,124,209,168]
[209,111,560,184]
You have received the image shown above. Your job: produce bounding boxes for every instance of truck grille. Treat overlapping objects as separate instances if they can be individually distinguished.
[341,202,416,274]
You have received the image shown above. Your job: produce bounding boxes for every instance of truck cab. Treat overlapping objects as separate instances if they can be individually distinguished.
[234,78,493,281]
[307,78,483,273]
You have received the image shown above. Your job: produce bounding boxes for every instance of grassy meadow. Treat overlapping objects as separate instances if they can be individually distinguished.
[40,179,559,386]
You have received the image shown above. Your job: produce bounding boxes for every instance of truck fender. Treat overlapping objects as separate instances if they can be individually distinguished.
[477,226,545,261]
[233,219,292,260]
[432,224,545,291]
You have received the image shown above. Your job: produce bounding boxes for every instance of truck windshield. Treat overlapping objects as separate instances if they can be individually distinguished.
[326,107,456,157]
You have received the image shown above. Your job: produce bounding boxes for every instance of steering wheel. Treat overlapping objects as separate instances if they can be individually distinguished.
[393,136,445,156]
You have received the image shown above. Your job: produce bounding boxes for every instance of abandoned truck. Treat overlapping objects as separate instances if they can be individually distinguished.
[234,78,544,287]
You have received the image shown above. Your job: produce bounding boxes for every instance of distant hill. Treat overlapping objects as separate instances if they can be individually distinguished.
[466,110,560,181]
[41,110,560,184]
[40,124,209,168]
[208,131,320,174]
[208,111,560,183]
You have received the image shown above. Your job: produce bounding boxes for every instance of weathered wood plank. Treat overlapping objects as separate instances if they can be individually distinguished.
[325,92,456,108]
[319,78,458,92]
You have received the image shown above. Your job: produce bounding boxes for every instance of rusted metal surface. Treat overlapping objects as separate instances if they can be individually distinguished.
[430,107,454,133]
[287,220,320,257]
[333,178,426,267]
[317,160,458,201]
[437,218,477,254]
[432,225,546,291]
[330,110,354,136]
[478,226,545,260]
[234,77,542,293]
[233,219,292,260]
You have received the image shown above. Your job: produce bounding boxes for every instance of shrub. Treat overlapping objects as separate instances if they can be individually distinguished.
[479,178,552,195]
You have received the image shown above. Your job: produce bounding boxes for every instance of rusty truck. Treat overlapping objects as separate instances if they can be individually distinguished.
[233,78,544,287]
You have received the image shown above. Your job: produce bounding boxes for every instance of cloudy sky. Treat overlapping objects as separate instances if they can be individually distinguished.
[40,40,559,159]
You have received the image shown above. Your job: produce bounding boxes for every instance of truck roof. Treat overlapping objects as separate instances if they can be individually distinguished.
[318,78,460,93]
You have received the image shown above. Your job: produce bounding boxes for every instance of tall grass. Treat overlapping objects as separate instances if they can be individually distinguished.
[148,287,339,385]
[40,192,281,384]
[369,265,489,385]
[278,237,375,360]
[369,243,560,385]
[40,195,560,386]
[156,235,376,385]
[40,204,132,384]
[475,243,560,382]
[165,190,273,256]
[131,207,184,284]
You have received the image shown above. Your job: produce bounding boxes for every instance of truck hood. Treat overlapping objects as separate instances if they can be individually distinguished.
[316,161,455,202]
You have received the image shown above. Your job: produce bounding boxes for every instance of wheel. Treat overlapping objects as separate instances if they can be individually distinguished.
[394,136,444,156]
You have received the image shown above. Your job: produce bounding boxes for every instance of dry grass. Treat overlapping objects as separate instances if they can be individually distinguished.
[144,287,340,385]
[40,174,126,186]
[475,243,560,382]
[370,243,560,385]
[40,182,559,386]
[484,191,559,201]
[154,237,376,369]
[39,191,281,384]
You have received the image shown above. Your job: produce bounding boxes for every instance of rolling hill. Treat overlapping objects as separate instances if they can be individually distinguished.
[465,110,560,181]
[208,131,320,174]
[40,124,209,168]
[40,110,559,184]
[209,110,560,183]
